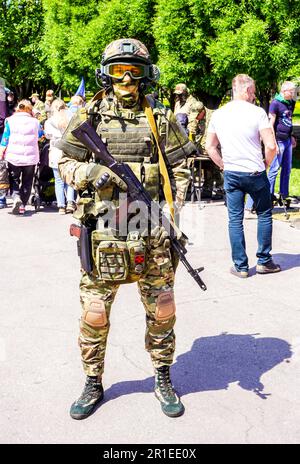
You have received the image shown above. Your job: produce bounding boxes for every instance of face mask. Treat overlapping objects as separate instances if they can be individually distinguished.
[177,93,187,103]
[112,77,140,108]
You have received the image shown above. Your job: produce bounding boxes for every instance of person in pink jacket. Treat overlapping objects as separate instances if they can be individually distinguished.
[0,99,43,214]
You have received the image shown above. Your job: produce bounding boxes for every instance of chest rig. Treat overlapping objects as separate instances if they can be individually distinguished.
[93,99,162,201]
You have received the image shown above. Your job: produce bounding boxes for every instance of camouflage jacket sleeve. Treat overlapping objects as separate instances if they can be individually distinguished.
[33,101,47,122]
[158,107,197,202]
[58,107,95,190]
[187,96,204,136]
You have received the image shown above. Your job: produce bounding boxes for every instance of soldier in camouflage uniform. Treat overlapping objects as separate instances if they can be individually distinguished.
[30,93,46,123]
[173,83,205,142]
[199,108,224,199]
[58,39,196,420]
[173,84,223,199]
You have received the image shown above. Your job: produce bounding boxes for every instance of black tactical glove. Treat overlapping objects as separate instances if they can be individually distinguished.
[86,164,127,191]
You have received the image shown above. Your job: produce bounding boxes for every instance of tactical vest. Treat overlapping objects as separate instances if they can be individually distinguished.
[94,101,161,201]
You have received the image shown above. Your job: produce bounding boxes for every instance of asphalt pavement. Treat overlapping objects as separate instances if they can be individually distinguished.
[0,198,300,444]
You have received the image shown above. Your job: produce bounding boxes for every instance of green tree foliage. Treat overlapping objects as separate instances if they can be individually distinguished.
[1,0,300,104]
[0,0,51,97]
[154,0,300,107]
[42,0,155,93]
[41,0,100,91]
[153,0,213,104]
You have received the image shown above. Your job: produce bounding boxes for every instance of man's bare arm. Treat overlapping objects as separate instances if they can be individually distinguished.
[268,112,276,128]
[260,127,277,167]
[205,132,224,170]
[268,112,280,154]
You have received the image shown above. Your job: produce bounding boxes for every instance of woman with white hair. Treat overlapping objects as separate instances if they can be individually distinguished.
[44,99,76,214]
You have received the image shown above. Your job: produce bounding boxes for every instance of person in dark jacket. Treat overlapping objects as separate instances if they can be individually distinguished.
[245,81,297,214]
[267,81,297,199]
[6,91,17,116]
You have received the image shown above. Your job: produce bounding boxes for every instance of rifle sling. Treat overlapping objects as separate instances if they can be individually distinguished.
[142,97,175,221]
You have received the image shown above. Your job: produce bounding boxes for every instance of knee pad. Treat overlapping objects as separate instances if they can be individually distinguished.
[83,298,108,328]
[155,291,176,321]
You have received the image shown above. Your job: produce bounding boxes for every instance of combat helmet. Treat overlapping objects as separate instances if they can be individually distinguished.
[96,38,159,91]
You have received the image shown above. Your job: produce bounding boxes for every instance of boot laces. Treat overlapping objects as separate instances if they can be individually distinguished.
[81,378,102,402]
[157,367,175,398]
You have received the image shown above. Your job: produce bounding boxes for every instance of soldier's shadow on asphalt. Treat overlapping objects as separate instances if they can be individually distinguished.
[103,333,292,404]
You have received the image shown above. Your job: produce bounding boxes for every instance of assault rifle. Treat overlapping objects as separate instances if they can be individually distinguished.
[72,120,207,291]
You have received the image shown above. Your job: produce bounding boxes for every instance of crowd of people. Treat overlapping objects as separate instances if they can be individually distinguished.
[0,84,85,214]
[0,77,296,218]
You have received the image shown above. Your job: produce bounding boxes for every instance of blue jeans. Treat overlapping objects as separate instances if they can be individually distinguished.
[52,168,75,207]
[224,170,273,271]
[268,138,292,197]
[245,138,293,210]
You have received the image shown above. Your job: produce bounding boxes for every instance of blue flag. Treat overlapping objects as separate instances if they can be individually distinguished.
[75,77,85,98]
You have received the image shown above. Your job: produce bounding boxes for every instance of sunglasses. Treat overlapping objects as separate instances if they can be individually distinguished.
[104,63,150,80]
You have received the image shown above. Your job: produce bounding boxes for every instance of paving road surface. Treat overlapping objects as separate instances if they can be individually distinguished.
[0,199,299,444]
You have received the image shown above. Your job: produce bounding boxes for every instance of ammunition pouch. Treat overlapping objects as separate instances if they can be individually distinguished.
[126,231,147,275]
[73,196,95,221]
[91,230,146,283]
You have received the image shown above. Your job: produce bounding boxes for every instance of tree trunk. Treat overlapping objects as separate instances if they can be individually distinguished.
[258,90,271,113]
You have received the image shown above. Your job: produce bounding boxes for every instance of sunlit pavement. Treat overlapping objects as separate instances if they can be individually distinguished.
[0,199,299,444]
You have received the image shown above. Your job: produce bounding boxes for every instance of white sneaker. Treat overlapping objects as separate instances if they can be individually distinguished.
[12,197,22,215]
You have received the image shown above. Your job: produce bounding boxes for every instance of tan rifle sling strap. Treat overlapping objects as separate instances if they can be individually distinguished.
[142,96,175,221]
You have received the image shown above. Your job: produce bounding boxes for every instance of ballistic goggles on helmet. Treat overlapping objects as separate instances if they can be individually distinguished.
[102,62,151,80]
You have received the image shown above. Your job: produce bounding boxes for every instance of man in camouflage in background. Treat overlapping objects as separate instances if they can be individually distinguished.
[199,107,224,199]
[174,84,223,199]
[30,92,46,123]
[173,83,205,142]
[58,38,196,420]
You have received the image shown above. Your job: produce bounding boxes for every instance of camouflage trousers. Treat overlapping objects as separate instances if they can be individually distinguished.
[78,246,176,377]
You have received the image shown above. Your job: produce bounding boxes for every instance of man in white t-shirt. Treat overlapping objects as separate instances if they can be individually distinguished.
[205,74,280,277]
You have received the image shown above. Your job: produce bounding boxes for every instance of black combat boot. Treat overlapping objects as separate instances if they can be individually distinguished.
[154,366,184,417]
[70,375,104,420]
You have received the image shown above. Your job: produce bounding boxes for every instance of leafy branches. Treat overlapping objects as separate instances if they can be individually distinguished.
[0,0,299,103]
